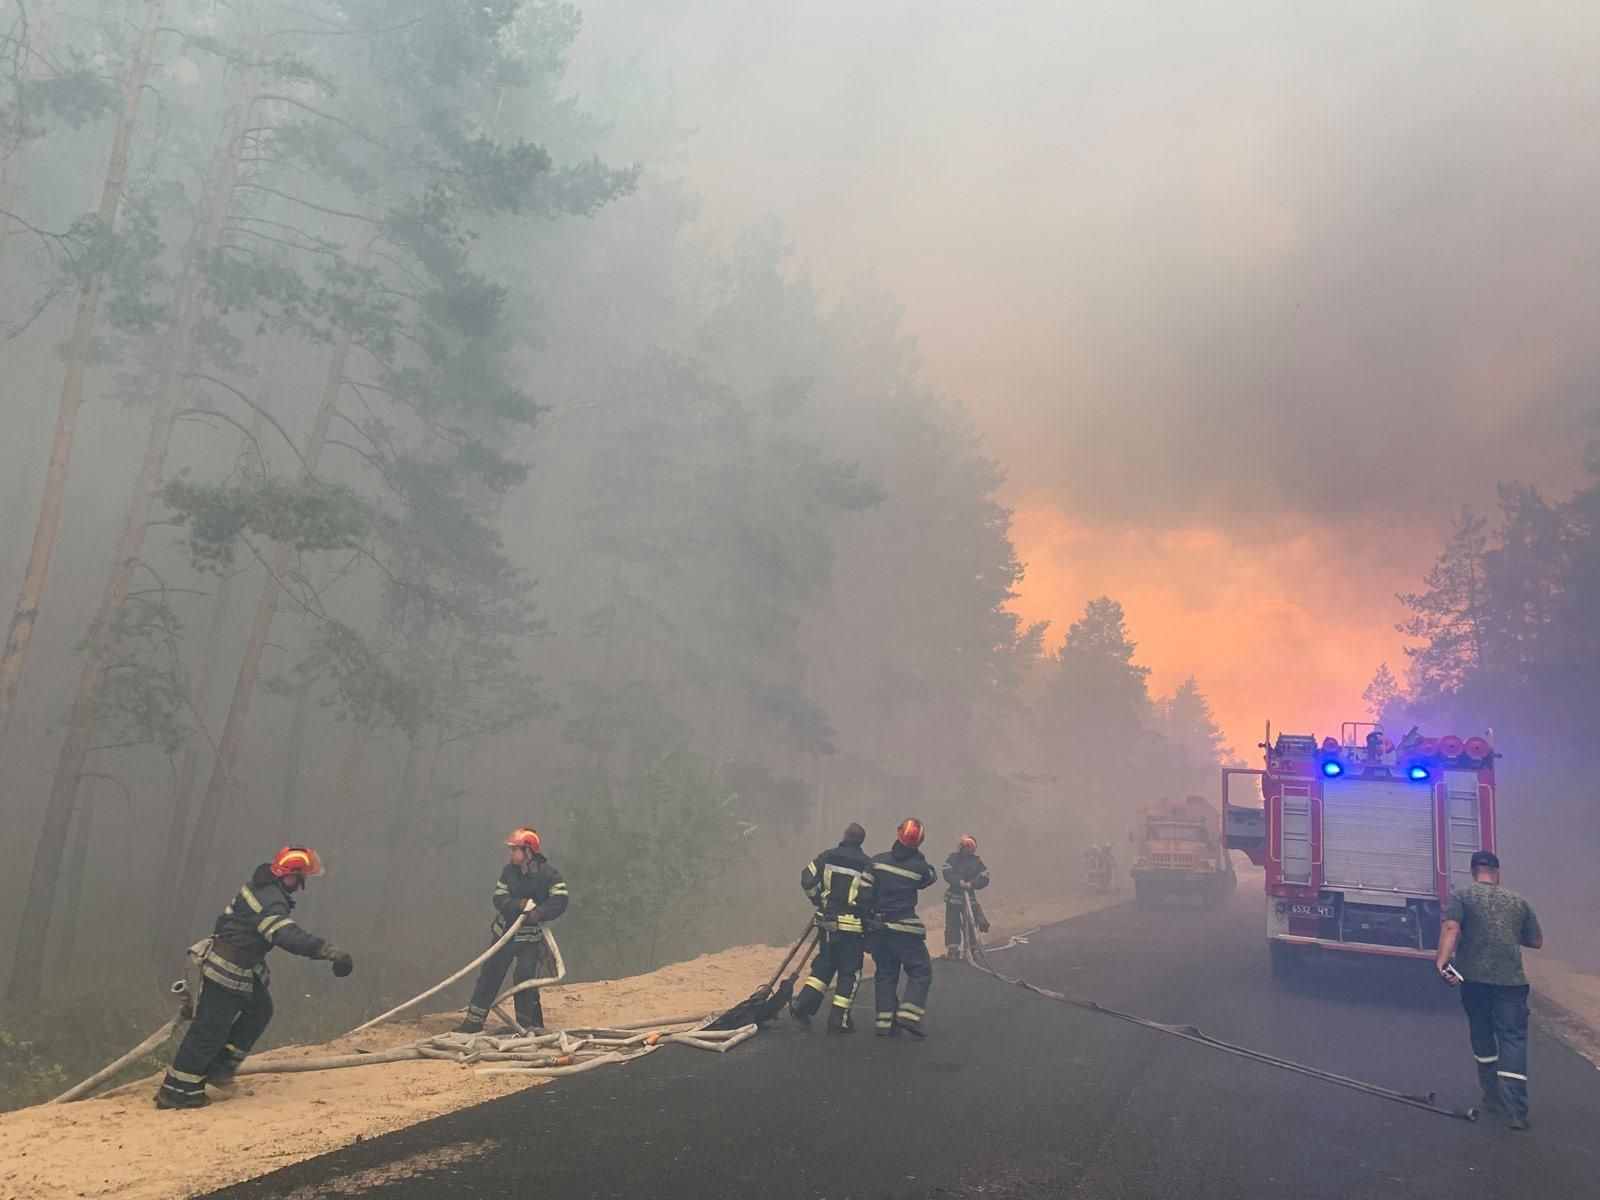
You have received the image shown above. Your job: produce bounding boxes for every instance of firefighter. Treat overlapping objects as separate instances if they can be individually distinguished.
[456,827,569,1035]
[790,822,874,1033]
[866,818,938,1037]
[156,846,353,1109]
[942,835,990,960]
[1436,851,1544,1130]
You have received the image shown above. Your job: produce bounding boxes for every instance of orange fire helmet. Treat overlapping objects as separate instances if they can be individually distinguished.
[506,827,541,854]
[896,818,925,849]
[270,846,325,878]
[958,835,978,854]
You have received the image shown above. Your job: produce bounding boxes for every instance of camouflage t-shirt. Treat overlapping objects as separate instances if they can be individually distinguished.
[1444,882,1542,986]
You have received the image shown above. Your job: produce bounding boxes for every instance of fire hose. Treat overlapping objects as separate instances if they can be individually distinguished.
[958,893,1477,1122]
[50,913,738,1103]
[48,976,195,1104]
[349,912,568,1035]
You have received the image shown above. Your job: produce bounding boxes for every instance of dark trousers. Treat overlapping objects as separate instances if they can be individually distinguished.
[158,977,274,1101]
[869,931,933,1030]
[466,937,552,1029]
[793,929,864,1020]
[1461,981,1530,1118]
[944,896,988,948]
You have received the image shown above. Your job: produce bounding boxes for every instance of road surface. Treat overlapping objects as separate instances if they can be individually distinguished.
[204,889,1600,1199]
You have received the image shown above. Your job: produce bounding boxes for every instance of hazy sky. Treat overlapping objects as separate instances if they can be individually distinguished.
[570,1,1600,750]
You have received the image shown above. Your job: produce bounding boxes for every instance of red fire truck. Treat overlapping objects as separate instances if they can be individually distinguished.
[1223,723,1497,978]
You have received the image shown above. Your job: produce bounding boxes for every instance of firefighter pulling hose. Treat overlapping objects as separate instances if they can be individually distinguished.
[155,846,354,1109]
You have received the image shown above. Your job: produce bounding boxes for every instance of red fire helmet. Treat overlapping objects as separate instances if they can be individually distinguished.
[506,827,541,854]
[896,818,926,849]
[270,846,325,878]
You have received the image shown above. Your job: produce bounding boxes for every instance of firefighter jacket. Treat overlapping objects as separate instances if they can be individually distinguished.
[942,851,991,902]
[801,841,875,933]
[202,864,330,994]
[490,854,569,943]
[865,842,937,936]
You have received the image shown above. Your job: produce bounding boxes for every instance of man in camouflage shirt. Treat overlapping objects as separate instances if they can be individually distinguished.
[1436,851,1544,1129]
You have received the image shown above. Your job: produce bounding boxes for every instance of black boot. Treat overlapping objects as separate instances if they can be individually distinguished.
[154,1089,210,1110]
[827,1006,854,1035]
[207,1066,239,1095]
[789,999,813,1028]
[454,1019,485,1035]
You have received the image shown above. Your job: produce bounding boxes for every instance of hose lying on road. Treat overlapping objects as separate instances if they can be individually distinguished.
[978,925,1041,954]
[958,894,1476,1122]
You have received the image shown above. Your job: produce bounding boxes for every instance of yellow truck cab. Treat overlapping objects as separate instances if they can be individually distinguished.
[1131,795,1237,909]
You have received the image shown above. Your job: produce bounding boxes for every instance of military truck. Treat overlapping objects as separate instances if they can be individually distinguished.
[1130,795,1237,909]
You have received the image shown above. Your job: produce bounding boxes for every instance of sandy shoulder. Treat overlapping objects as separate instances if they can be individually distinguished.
[0,896,1109,1200]
[1528,956,1600,1070]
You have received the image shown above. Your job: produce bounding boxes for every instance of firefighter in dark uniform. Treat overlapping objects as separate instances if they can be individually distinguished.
[942,834,991,959]
[866,818,938,1037]
[156,846,353,1109]
[456,827,569,1034]
[790,822,874,1033]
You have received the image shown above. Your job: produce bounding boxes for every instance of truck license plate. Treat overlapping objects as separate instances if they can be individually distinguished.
[1289,901,1337,919]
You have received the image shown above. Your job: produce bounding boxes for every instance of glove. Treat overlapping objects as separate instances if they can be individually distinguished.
[318,943,355,977]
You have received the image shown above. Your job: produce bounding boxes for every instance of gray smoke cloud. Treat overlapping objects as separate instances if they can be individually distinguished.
[571,0,1600,533]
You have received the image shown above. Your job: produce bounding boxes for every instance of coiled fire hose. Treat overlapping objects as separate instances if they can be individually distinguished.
[958,893,1476,1122]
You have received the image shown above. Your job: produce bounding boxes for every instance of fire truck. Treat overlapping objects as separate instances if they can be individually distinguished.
[1223,723,1497,978]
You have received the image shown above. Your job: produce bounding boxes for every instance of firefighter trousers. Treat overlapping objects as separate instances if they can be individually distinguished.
[869,931,932,1031]
[158,976,274,1103]
[792,929,864,1020]
[1461,981,1530,1119]
[466,936,552,1029]
[944,896,988,948]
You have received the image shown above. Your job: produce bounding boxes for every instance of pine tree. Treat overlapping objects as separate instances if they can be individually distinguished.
[1396,507,1490,701]
[1155,676,1233,767]
[1361,662,1403,725]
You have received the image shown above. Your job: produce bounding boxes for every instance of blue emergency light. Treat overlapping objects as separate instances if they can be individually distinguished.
[1408,765,1430,781]
[1321,760,1344,778]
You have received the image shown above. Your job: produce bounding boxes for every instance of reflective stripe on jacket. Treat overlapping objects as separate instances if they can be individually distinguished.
[942,851,990,901]
[801,842,875,933]
[490,855,569,942]
[866,845,937,935]
[204,864,330,989]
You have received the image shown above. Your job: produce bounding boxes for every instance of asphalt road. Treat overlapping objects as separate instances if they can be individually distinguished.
[204,889,1600,1199]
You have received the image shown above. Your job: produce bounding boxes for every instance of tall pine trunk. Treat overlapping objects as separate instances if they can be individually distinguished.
[325,717,370,867]
[278,681,311,836]
[167,327,354,955]
[0,1,165,746]
[51,776,96,980]
[149,568,233,971]
[372,727,436,989]
[5,38,264,1004]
